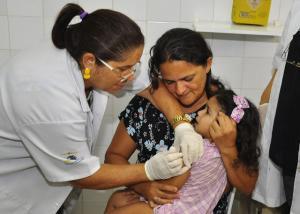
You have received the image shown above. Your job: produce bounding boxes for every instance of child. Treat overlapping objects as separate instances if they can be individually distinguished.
[105,89,261,214]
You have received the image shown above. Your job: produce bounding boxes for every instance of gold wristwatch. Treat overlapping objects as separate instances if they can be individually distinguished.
[172,113,192,126]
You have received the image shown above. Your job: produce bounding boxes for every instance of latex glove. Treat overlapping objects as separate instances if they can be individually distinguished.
[144,146,189,181]
[174,123,204,168]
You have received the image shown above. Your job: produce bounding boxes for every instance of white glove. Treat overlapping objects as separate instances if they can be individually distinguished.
[144,146,190,181]
[174,123,204,168]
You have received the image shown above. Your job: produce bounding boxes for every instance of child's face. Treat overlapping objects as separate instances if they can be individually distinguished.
[194,96,222,139]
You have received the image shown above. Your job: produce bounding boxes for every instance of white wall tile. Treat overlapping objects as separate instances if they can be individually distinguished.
[232,88,241,95]
[133,53,150,86]
[212,57,243,89]
[43,16,55,39]
[179,22,193,29]
[0,50,10,66]
[93,116,115,160]
[78,0,112,12]
[0,16,9,49]
[240,89,263,106]
[9,17,43,50]
[9,49,21,57]
[244,35,279,58]
[7,0,42,16]
[135,21,146,40]
[242,58,273,89]
[213,0,232,22]
[147,0,180,22]
[0,0,7,15]
[43,0,78,17]
[145,21,179,54]
[211,34,245,57]
[113,0,146,21]
[180,0,213,22]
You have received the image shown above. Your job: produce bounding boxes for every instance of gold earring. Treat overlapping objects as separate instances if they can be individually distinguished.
[83,68,91,79]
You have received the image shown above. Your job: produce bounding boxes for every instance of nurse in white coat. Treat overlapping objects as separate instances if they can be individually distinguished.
[252,0,300,213]
[0,3,196,214]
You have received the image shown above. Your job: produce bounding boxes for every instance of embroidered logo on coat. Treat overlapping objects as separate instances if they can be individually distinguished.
[62,152,83,164]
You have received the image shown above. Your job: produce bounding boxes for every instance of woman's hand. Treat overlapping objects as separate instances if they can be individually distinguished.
[132,181,179,205]
[209,112,237,158]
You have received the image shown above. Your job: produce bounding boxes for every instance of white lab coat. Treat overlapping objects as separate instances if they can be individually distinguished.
[0,41,149,213]
[252,0,300,212]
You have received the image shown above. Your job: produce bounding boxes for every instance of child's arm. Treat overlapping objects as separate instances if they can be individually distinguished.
[157,170,190,189]
[146,171,190,206]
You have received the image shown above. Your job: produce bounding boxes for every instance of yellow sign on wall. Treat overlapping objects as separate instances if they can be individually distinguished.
[232,0,272,26]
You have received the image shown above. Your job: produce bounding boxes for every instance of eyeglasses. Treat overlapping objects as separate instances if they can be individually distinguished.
[97,58,141,74]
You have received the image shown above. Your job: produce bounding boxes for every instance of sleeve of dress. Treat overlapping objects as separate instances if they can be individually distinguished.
[119,96,144,145]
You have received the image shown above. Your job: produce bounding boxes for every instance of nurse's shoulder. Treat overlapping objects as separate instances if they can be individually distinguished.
[1,41,85,127]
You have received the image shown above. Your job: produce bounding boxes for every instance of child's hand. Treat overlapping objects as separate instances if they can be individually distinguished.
[209,112,237,158]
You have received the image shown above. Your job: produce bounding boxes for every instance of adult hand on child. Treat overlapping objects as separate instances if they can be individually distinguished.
[209,112,237,158]
[132,181,179,206]
[145,146,189,180]
[174,123,204,168]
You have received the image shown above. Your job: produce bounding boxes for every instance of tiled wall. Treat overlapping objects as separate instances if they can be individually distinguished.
[0,0,294,213]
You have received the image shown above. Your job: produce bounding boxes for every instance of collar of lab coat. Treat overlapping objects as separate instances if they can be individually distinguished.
[65,52,108,139]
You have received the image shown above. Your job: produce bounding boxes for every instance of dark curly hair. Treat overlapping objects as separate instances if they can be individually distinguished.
[148,28,224,98]
[215,89,261,175]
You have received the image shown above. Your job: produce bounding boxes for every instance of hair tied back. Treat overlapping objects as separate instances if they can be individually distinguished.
[79,11,88,20]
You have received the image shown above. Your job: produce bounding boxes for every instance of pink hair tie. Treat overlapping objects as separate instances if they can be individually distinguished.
[80,11,88,20]
[230,95,249,123]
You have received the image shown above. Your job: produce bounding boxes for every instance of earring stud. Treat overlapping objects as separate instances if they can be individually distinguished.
[83,68,91,79]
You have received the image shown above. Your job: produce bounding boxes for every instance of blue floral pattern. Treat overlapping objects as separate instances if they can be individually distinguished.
[119,96,198,163]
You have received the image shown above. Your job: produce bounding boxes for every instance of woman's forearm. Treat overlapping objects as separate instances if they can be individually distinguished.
[149,84,185,128]
[71,164,148,190]
[105,153,130,165]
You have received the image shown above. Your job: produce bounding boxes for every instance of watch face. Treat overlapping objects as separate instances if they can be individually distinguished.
[184,114,192,122]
